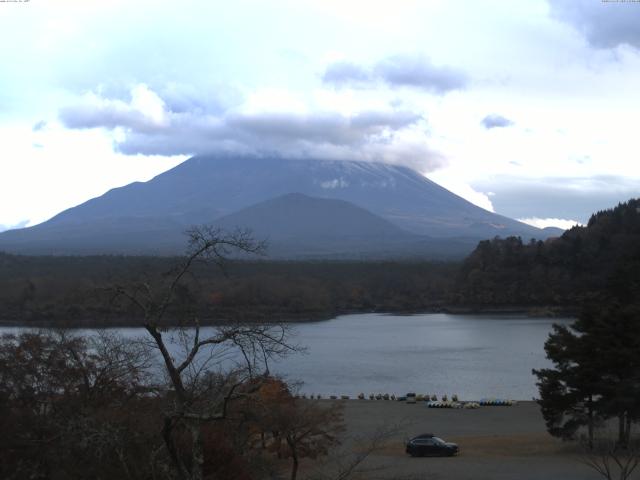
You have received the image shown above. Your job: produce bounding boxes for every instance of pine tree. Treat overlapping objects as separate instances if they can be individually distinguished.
[534,321,601,447]
[534,302,640,448]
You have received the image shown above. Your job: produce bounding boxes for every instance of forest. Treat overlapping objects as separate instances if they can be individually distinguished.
[1,199,639,327]
[0,251,458,327]
[455,198,640,309]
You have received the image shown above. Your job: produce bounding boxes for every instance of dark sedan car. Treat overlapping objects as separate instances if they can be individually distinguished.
[405,434,459,457]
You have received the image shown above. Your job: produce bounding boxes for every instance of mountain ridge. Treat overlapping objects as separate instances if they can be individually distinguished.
[0,155,560,257]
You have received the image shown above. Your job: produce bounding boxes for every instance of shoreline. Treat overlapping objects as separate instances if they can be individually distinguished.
[0,304,577,329]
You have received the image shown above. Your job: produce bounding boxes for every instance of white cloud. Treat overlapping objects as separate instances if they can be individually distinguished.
[426,174,495,212]
[323,54,468,93]
[0,220,30,233]
[59,84,168,131]
[2,0,640,228]
[0,122,185,227]
[518,217,582,230]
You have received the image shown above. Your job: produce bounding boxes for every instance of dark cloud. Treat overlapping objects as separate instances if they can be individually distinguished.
[481,114,514,129]
[225,110,422,146]
[374,55,468,93]
[59,86,444,170]
[32,120,47,132]
[321,61,372,86]
[113,109,426,159]
[473,175,640,222]
[322,54,468,93]
[60,103,158,132]
[550,0,640,49]
[351,110,423,130]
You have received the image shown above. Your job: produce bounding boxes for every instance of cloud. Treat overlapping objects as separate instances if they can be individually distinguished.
[225,110,422,145]
[32,120,47,132]
[59,84,445,170]
[59,84,169,132]
[322,61,371,87]
[0,219,29,233]
[481,114,514,129]
[518,217,582,230]
[549,0,640,49]
[322,54,468,93]
[427,174,496,212]
[375,54,468,92]
[472,175,640,222]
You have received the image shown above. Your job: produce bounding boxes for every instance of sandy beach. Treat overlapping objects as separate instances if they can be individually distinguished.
[300,400,603,480]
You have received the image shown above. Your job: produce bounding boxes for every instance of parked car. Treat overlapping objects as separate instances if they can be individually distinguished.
[405,433,459,457]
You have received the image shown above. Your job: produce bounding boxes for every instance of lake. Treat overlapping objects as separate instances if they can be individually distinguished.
[273,313,572,400]
[0,313,572,400]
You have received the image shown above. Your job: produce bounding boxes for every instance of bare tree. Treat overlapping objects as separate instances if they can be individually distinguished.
[580,437,640,480]
[112,226,298,480]
[307,422,406,480]
[269,399,345,480]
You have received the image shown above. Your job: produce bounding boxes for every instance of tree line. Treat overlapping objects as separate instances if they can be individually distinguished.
[2,199,639,328]
[453,198,640,309]
[0,253,457,327]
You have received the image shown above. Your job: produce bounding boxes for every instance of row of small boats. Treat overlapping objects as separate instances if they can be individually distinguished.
[427,401,481,409]
[479,398,517,406]
[293,393,516,406]
[400,393,460,402]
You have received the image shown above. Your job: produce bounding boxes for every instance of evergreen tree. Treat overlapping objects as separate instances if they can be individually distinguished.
[534,321,601,447]
[534,302,640,447]
[579,304,640,446]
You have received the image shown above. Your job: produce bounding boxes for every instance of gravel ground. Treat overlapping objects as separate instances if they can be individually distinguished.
[301,400,604,480]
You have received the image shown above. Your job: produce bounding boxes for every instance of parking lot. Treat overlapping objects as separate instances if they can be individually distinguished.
[305,400,604,480]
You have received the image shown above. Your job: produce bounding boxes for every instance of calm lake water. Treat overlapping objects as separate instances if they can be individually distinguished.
[275,313,572,400]
[1,313,572,400]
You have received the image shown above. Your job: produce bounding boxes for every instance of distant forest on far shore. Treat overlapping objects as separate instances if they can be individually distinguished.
[1,198,638,327]
[0,255,459,327]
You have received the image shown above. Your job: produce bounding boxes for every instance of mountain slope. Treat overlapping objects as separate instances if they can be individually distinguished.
[0,155,557,256]
[215,192,409,241]
[211,193,477,259]
[0,192,476,258]
[0,216,186,256]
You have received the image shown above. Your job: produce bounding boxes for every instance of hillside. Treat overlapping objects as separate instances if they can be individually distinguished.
[213,193,479,258]
[453,198,640,307]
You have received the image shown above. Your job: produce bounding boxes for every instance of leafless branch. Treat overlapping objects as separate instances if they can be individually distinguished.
[580,437,640,480]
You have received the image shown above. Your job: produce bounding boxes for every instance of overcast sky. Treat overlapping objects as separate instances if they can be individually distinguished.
[1,0,639,231]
